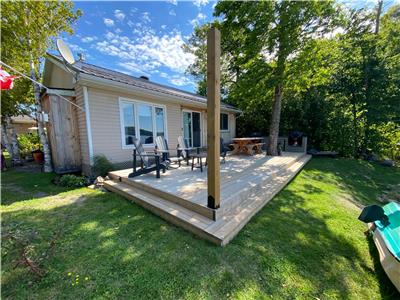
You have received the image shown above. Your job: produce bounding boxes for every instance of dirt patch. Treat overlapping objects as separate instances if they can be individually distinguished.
[3,183,30,194]
[13,163,43,173]
[377,184,400,204]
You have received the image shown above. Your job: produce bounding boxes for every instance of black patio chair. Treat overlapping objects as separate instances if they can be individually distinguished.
[128,138,167,179]
[220,137,229,163]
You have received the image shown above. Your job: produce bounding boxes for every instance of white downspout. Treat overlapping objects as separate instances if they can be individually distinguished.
[83,86,94,165]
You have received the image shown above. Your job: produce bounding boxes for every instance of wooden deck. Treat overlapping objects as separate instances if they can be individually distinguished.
[104,152,311,245]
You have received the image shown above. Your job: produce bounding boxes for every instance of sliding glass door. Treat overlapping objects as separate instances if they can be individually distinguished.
[182,111,201,148]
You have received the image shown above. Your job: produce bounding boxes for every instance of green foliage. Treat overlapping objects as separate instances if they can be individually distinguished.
[369,122,400,160]
[57,174,88,188]
[186,2,400,160]
[17,133,40,158]
[92,155,115,177]
[0,1,81,116]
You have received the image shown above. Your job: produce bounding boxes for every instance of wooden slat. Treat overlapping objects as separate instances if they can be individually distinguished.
[104,180,222,245]
[119,176,216,220]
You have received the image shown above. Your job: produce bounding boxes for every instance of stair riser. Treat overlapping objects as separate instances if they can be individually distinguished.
[220,154,306,216]
[108,173,216,220]
[104,182,222,245]
[221,156,312,245]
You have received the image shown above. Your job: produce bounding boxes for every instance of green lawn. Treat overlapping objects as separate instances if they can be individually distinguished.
[1,158,399,299]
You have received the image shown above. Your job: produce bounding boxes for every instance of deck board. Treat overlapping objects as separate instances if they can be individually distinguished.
[105,152,311,245]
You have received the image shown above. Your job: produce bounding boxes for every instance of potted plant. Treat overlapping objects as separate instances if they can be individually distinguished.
[31,149,44,163]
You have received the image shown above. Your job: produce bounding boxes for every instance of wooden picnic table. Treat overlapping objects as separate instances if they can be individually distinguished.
[231,137,265,155]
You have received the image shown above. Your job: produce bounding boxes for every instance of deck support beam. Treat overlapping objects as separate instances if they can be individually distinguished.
[207,27,221,209]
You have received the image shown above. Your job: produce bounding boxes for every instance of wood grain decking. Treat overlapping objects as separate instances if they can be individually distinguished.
[104,152,311,245]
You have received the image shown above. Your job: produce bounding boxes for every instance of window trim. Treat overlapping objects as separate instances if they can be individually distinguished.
[220,112,229,132]
[119,97,168,149]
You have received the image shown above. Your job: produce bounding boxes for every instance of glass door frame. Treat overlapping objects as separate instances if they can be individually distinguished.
[182,109,202,148]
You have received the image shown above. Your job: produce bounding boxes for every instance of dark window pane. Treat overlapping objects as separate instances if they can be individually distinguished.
[155,107,165,137]
[138,104,153,144]
[122,103,135,145]
[220,113,229,130]
[192,112,201,147]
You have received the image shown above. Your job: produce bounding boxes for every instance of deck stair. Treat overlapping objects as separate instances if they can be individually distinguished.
[104,153,311,245]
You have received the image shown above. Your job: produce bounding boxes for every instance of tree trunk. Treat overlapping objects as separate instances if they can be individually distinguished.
[267,84,283,156]
[5,116,20,161]
[351,100,358,158]
[30,63,53,172]
[1,121,13,156]
[375,0,383,34]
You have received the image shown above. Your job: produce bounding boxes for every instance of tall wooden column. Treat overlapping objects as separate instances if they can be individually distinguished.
[207,27,221,209]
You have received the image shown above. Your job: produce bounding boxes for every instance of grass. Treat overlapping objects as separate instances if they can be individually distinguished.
[1,158,399,299]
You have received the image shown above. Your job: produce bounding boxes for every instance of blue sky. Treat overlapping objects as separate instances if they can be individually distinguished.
[60,0,215,93]
[59,0,397,93]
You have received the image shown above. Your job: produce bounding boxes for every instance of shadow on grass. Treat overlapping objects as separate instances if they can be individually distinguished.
[1,170,79,205]
[2,174,398,299]
[304,157,400,206]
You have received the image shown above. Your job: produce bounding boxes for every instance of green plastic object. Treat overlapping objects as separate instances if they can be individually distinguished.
[375,202,400,261]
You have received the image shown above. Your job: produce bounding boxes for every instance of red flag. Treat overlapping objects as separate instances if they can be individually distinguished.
[0,68,17,90]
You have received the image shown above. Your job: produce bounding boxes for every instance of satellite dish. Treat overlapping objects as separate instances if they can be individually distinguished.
[56,39,75,65]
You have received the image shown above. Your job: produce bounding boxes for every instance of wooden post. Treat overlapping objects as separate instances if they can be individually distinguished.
[207,27,221,209]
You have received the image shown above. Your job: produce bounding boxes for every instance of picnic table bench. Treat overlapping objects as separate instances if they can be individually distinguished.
[231,137,265,155]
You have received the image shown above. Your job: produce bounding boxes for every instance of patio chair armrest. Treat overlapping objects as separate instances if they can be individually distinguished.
[133,153,162,158]
[155,149,172,153]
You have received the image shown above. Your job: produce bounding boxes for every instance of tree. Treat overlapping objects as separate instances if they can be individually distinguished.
[1,1,81,172]
[1,77,34,161]
[214,1,338,155]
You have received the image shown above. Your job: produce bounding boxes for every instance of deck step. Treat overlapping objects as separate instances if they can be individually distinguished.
[104,153,311,246]
[103,180,222,245]
[108,171,216,220]
[205,154,311,245]
[216,153,308,217]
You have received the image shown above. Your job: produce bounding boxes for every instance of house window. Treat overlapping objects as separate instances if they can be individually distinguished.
[138,104,153,144]
[122,103,136,145]
[120,98,166,148]
[220,113,229,131]
[155,107,165,138]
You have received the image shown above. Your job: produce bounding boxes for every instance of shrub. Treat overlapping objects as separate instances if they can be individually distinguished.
[58,174,88,188]
[92,155,114,177]
[17,133,40,158]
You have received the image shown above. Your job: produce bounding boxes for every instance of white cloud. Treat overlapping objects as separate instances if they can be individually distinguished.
[142,12,151,23]
[169,9,176,16]
[197,13,206,20]
[166,0,178,5]
[103,18,115,27]
[95,29,195,75]
[169,75,194,86]
[193,0,209,8]
[114,9,125,21]
[81,36,97,43]
[115,28,122,34]
[189,12,207,27]
[161,24,167,30]
[68,43,86,53]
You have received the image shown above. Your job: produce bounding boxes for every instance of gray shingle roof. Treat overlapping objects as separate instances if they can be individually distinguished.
[48,53,239,111]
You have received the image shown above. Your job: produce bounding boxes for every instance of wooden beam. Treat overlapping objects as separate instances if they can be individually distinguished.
[207,27,221,209]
